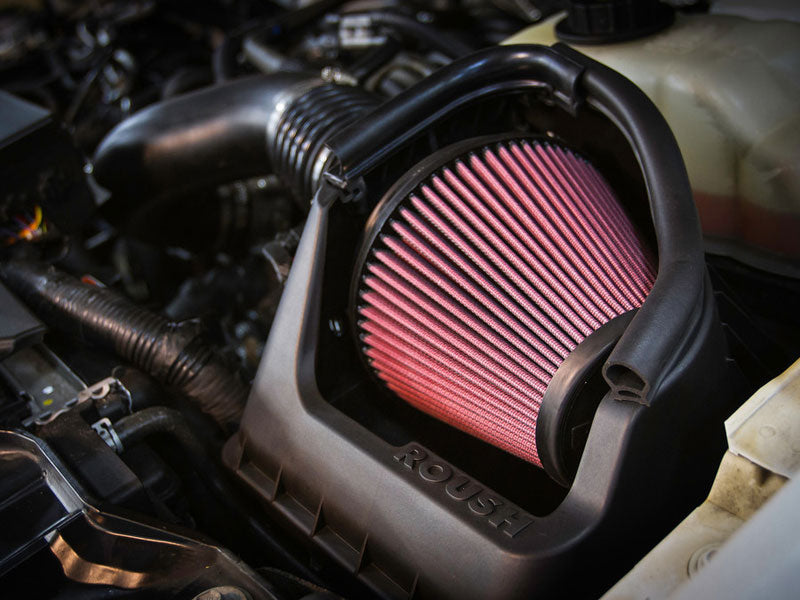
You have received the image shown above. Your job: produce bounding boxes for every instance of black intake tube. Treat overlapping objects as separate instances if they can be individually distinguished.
[0,261,246,429]
[93,73,311,202]
[93,74,378,207]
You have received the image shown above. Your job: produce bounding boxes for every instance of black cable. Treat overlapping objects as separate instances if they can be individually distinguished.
[212,35,240,82]
[64,48,113,125]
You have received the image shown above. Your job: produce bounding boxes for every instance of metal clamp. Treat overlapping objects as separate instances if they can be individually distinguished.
[91,417,124,454]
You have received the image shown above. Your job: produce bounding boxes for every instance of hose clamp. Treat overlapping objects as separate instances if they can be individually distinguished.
[91,417,125,454]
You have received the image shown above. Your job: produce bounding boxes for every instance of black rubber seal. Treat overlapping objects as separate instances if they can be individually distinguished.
[536,311,635,486]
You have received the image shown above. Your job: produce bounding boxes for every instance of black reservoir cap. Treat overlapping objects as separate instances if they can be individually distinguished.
[555,0,674,44]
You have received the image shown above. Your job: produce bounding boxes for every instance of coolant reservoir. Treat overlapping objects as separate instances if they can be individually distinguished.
[505,13,800,261]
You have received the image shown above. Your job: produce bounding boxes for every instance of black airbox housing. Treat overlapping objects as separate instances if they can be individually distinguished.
[223,44,735,599]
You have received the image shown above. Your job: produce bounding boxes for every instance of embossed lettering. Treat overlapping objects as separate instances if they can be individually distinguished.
[390,447,533,538]
[445,476,482,501]
[393,447,427,470]
[468,493,500,516]
[419,460,452,482]
[488,506,534,538]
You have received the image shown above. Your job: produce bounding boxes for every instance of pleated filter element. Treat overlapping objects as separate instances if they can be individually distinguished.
[356,139,656,467]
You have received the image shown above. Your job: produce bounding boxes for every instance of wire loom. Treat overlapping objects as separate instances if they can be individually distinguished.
[357,139,656,466]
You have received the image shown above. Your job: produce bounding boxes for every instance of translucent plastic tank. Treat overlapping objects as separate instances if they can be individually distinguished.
[505,13,800,261]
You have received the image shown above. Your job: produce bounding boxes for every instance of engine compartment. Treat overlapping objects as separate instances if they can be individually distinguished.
[1,1,799,599]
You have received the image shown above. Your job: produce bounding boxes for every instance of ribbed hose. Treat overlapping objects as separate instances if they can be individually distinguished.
[0,261,245,429]
[270,84,379,201]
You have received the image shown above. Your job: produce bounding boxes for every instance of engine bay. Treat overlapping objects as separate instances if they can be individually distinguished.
[1,1,800,598]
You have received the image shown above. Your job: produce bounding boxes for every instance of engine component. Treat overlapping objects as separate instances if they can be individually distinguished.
[353,135,655,478]
[164,225,301,322]
[225,43,734,599]
[0,261,246,430]
[92,74,378,207]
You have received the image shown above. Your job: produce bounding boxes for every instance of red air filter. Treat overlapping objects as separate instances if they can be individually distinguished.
[353,137,656,476]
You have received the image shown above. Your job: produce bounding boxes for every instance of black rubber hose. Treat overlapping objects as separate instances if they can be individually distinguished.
[114,406,207,458]
[242,35,308,74]
[212,35,240,83]
[93,72,313,203]
[0,261,246,430]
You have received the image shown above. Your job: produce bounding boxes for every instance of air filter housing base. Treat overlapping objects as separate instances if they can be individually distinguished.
[224,189,730,600]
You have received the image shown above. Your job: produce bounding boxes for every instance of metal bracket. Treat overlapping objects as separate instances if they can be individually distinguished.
[35,376,132,425]
[321,173,365,205]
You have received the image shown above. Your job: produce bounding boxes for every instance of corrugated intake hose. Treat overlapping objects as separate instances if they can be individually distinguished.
[0,261,245,430]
